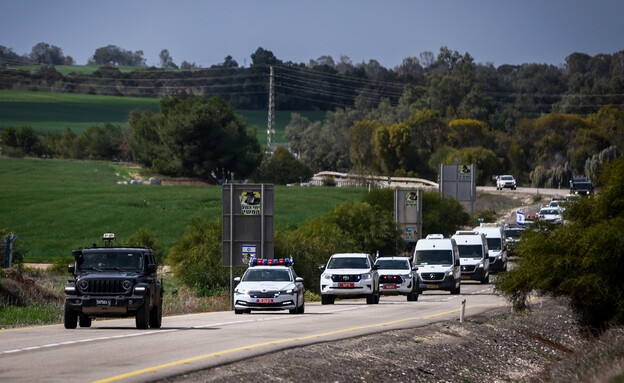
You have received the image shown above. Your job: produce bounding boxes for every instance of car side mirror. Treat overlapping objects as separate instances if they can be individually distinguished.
[68,264,75,274]
[147,264,157,274]
[372,264,379,270]
[295,277,304,282]
[318,264,326,271]
[234,277,241,282]
[412,265,418,271]
[455,259,460,267]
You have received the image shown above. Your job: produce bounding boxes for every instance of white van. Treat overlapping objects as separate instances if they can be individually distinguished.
[451,231,490,284]
[473,223,507,272]
[413,234,461,294]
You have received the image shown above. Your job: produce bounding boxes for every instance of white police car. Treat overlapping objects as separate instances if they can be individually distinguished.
[375,256,419,301]
[233,258,305,314]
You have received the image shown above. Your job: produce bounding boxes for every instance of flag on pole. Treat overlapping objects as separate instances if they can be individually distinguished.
[517,211,525,225]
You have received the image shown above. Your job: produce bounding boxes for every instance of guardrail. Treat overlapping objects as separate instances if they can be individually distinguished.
[309,171,439,188]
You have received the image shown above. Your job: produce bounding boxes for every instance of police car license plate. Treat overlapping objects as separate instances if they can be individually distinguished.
[384,284,398,289]
[427,285,439,289]
[96,299,110,305]
[339,283,354,287]
[257,298,273,303]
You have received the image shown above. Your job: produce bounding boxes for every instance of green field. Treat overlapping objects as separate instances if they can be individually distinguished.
[0,157,365,262]
[0,90,325,147]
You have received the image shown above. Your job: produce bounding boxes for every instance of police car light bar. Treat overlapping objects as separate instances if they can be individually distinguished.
[249,257,293,266]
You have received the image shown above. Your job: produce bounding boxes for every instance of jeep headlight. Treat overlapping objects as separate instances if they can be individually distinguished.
[361,273,372,280]
[323,273,332,280]
[78,280,88,291]
[122,280,133,291]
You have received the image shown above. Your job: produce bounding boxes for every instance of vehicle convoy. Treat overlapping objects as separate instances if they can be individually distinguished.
[319,253,380,304]
[569,176,594,195]
[495,175,517,190]
[63,233,163,329]
[473,223,508,272]
[451,231,490,284]
[233,257,305,314]
[413,234,461,294]
[374,256,419,301]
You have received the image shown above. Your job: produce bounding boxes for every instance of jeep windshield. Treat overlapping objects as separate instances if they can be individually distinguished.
[486,238,502,251]
[375,259,410,270]
[79,252,143,271]
[504,229,523,239]
[414,250,453,266]
[457,245,483,259]
[327,257,370,269]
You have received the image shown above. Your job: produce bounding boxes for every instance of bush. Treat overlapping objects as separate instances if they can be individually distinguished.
[497,157,624,333]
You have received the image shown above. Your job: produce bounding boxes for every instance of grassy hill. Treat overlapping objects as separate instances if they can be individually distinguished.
[0,90,326,147]
[0,157,365,262]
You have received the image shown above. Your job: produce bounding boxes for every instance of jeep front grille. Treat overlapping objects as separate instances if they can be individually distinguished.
[331,275,360,282]
[83,279,127,295]
[380,275,404,283]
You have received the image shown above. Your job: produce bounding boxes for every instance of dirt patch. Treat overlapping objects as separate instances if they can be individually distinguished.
[156,298,602,383]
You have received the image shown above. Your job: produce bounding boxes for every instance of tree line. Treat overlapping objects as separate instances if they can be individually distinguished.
[2,44,624,122]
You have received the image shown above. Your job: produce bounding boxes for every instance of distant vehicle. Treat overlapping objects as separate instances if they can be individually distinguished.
[569,176,594,195]
[233,258,305,314]
[503,224,525,256]
[538,207,563,224]
[413,234,462,294]
[374,256,419,301]
[473,223,508,272]
[496,175,517,190]
[451,231,490,284]
[319,253,380,305]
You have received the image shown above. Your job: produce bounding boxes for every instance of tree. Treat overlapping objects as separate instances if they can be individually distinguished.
[252,146,313,184]
[89,45,146,66]
[129,96,263,182]
[159,49,178,69]
[29,42,65,65]
[375,122,412,173]
[497,157,624,332]
[221,55,238,68]
[348,120,383,171]
[250,47,280,66]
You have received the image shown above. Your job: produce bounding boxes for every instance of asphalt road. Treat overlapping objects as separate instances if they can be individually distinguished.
[0,283,509,383]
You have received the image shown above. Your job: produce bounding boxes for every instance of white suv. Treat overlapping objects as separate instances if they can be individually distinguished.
[319,253,380,305]
[496,175,517,190]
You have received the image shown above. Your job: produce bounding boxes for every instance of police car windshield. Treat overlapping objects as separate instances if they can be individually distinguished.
[327,257,370,269]
[242,269,292,282]
[457,245,483,259]
[80,252,143,271]
[540,209,559,215]
[486,238,502,251]
[414,250,453,265]
[376,259,410,270]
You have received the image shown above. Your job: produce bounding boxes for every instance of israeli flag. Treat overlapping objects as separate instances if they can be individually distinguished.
[517,211,525,225]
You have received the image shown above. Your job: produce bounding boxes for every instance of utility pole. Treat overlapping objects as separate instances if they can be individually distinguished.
[267,66,275,151]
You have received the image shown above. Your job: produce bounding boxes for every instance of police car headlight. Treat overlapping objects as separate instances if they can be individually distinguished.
[234,287,247,294]
[281,288,294,294]
[362,273,372,280]
[322,273,332,280]
[404,273,413,279]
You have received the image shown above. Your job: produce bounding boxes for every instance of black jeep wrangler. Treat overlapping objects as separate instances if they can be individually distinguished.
[63,233,164,329]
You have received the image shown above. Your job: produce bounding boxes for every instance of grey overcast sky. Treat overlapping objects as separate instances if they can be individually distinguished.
[1,0,623,69]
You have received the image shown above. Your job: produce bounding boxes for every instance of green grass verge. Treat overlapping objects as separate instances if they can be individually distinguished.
[0,90,326,147]
[0,157,365,262]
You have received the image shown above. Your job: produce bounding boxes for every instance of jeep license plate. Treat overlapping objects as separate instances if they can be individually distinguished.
[96,299,110,305]
[339,283,354,287]
[461,276,471,280]
[384,284,398,289]
[257,298,273,303]
[427,285,439,289]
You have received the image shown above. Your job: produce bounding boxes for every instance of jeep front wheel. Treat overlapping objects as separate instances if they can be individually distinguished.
[64,305,77,329]
[149,296,162,328]
[136,301,150,329]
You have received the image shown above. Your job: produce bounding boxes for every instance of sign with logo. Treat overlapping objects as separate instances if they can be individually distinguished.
[240,191,261,215]
[405,191,418,207]
[405,227,417,242]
